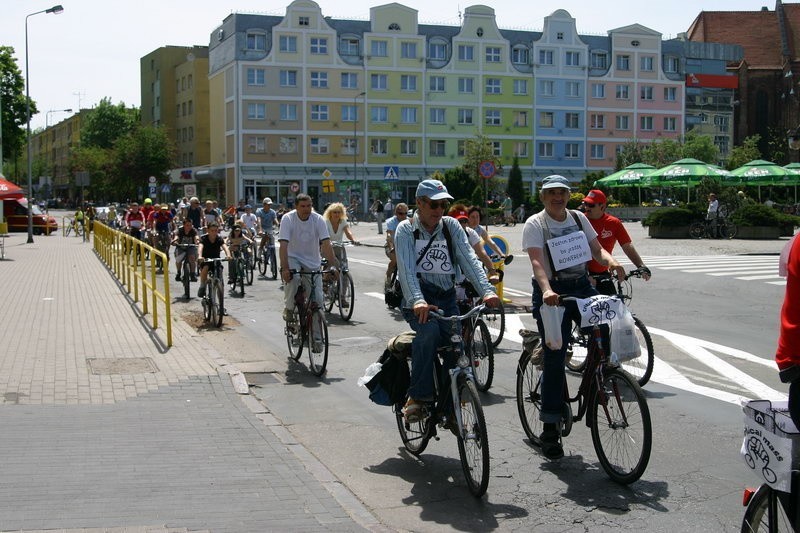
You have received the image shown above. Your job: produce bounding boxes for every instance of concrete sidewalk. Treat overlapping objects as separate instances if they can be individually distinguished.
[0,232,375,532]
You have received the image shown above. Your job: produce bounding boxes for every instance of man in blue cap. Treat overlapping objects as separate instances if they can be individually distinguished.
[395,179,500,422]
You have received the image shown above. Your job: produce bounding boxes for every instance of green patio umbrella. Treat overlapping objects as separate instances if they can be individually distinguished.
[593,163,655,204]
[644,158,733,202]
[728,160,799,186]
[783,163,800,203]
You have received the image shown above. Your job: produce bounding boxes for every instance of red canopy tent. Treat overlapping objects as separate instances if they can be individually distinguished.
[0,178,24,199]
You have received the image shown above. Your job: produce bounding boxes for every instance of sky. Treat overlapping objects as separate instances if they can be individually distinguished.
[1,0,774,130]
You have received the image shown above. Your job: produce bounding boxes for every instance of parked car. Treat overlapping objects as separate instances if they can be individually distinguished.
[3,198,58,234]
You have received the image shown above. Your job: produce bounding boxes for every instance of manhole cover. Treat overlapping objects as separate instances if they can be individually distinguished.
[87,357,159,375]
[243,372,281,385]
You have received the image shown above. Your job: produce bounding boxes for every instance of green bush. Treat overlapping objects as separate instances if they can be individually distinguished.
[777,212,800,228]
[730,204,782,227]
[641,207,697,227]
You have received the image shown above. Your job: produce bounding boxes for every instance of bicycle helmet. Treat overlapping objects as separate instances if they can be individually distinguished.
[144,198,153,204]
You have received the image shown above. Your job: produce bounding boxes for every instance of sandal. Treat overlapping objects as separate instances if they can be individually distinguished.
[403,398,424,423]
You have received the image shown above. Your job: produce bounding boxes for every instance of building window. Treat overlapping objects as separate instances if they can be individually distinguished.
[310,71,328,88]
[590,144,605,159]
[246,33,266,51]
[565,51,580,66]
[557,32,564,40]
[429,108,445,124]
[247,103,266,120]
[400,139,417,155]
[429,140,446,156]
[400,75,417,91]
[591,83,605,98]
[513,79,528,95]
[640,116,654,131]
[310,38,328,54]
[279,35,297,52]
[247,68,265,86]
[664,86,677,101]
[458,45,474,61]
[188,127,193,141]
[514,110,528,127]
[342,105,357,122]
[401,42,417,59]
[248,136,266,153]
[371,106,388,123]
[565,112,580,129]
[457,140,466,157]
[485,109,501,126]
[485,78,501,94]
[429,42,447,60]
[540,80,555,96]
[280,104,297,121]
[538,142,554,158]
[514,142,528,157]
[565,143,579,158]
[486,46,501,62]
[280,70,297,87]
[664,56,679,73]
[176,105,180,118]
[400,107,417,123]
[371,138,388,155]
[616,115,630,130]
[664,116,677,131]
[539,49,554,65]
[640,56,654,71]
[371,40,388,57]
[339,38,359,56]
[590,114,605,129]
[512,46,529,65]
[616,54,630,71]
[371,74,388,90]
[298,16,309,26]
[640,86,654,101]
[458,77,474,94]
[616,84,630,99]
[310,104,328,121]
[188,100,193,115]
[341,72,358,89]
[590,51,608,69]
[539,111,554,128]
[187,74,193,89]
[430,76,445,92]
[310,137,330,154]
[566,81,580,97]
[280,137,298,153]
[341,138,357,155]
[491,141,501,156]
[458,108,474,125]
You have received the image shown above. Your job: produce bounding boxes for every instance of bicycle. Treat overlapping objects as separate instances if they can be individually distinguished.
[200,257,229,327]
[323,241,356,321]
[457,285,495,392]
[516,296,652,484]
[346,207,359,225]
[65,217,84,237]
[257,231,278,280]
[491,213,516,226]
[482,254,513,348]
[285,269,331,377]
[689,216,738,239]
[230,248,248,296]
[740,397,799,532]
[394,304,491,497]
[566,268,655,387]
[174,243,198,299]
[151,229,171,273]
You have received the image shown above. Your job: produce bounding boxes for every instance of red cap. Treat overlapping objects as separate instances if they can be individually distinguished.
[584,189,607,206]
[450,209,469,221]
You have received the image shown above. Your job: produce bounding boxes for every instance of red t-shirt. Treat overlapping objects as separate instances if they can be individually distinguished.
[777,236,800,370]
[587,213,631,273]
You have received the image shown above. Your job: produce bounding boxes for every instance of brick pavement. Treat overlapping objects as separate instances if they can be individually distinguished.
[0,233,374,532]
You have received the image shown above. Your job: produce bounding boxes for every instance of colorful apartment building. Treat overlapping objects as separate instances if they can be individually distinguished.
[28,111,84,201]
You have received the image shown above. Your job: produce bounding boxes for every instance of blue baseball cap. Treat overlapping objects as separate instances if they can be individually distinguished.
[415,179,453,200]
[540,175,572,190]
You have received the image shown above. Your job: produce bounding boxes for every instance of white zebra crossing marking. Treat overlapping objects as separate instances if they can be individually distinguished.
[619,255,783,286]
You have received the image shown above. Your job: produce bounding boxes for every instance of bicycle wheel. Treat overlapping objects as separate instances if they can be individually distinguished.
[620,317,655,387]
[182,261,191,298]
[741,484,794,532]
[212,279,225,327]
[590,369,651,484]
[456,379,490,498]
[202,294,212,322]
[689,222,705,239]
[237,259,246,295]
[257,248,267,275]
[566,324,589,373]
[286,308,303,361]
[395,396,432,456]
[721,221,738,239]
[338,272,355,322]
[308,309,329,376]
[245,255,254,285]
[469,319,494,392]
[65,224,72,237]
[323,280,337,313]
[515,349,543,444]
[206,288,217,326]
[269,248,278,279]
[482,303,505,348]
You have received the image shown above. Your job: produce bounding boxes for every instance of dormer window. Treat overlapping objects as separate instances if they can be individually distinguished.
[557,32,564,40]
[388,22,401,30]
[299,16,309,26]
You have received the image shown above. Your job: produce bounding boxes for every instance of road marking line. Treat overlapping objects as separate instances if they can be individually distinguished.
[503,287,532,298]
[349,258,389,268]
[767,280,788,286]
[736,274,785,281]
[680,264,776,273]
[648,356,747,405]
[707,270,778,276]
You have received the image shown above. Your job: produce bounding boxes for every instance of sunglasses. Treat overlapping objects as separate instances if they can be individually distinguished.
[582,202,597,208]
[425,200,449,210]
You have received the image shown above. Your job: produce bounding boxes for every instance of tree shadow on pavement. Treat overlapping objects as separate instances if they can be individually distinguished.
[282,358,345,387]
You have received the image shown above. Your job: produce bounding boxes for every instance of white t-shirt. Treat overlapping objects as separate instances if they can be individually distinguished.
[279,210,330,270]
[465,226,482,247]
[240,212,258,231]
[325,219,349,243]
[522,209,597,280]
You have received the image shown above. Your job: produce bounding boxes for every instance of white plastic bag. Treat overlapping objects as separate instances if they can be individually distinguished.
[540,304,565,350]
[357,362,382,387]
[610,305,640,362]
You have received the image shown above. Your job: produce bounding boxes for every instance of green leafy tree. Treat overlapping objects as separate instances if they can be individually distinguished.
[506,156,525,208]
[578,171,606,194]
[70,145,114,201]
[766,126,789,165]
[470,184,485,208]
[442,166,475,201]
[642,138,683,167]
[81,97,139,149]
[112,126,175,199]
[615,140,647,170]
[726,135,761,170]
[0,46,35,178]
[681,131,719,163]
[462,133,501,183]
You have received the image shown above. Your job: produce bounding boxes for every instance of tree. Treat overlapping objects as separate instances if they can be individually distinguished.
[766,127,789,165]
[681,131,719,163]
[726,135,761,170]
[506,156,525,208]
[642,138,683,167]
[80,97,139,149]
[615,140,647,170]
[462,134,501,182]
[0,46,35,178]
[441,166,475,202]
[112,126,175,200]
[70,145,114,201]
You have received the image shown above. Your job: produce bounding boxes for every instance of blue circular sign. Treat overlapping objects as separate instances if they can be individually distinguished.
[479,161,496,179]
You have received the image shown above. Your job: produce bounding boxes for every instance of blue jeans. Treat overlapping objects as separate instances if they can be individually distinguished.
[401,281,459,401]
[531,275,600,424]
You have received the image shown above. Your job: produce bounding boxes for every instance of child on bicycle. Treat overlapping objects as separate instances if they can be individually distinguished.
[171,218,199,282]
[197,222,232,298]
[225,223,253,284]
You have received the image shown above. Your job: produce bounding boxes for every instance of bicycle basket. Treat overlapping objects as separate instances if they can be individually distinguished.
[742,399,800,492]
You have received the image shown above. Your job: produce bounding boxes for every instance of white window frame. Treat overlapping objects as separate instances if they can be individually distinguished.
[400,139,418,156]
[401,42,417,59]
[400,75,417,92]
[371,40,388,57]
[564,143,579,159]
[664,116,677,131]
[310,37,328,54]
[565,112,580,129]
[341,72,358,89]
[513,79,528,95]
[538,142,554,158]
[310,71,328,88]
[429,42,447,60]
[280,104,297,121]
[430,76,445,92]
[590,144,605,159]
[565,51,580,67]
[485,78,501,95]
[640,116,654,131]
[539,49,554,65]
[540,80,554,96]
[246,33,266,51]
[486,46,501,62]
[310,137,329,155]
[616,84,630,100]
[429,140,446,157]
[370,138,388,155]
[640,56,654,71]
[590,51,608,69]
[310,104,328,121]
[539,111,554,128]
[664,87,677,102]
[342,105,357,122]
[279,136,298,154]
[458,108,474,125]
[641,86,654,101]
[485,109,501,126]
[514,141,528,157]
[400,107,417,124]
[279,35,297,53]
[458,77,474,94]
[616,54,630,71]
[429,108,445,124]
[590,114,605,129]
[248,136,266,153]
[458,45,474,61]
[371,74,388,90]
[247,68,265,86]
[591,83,605,98]
[247,103,266,120]
[566,81,580,97]
[616,115,630,130]
[512,47,529,65]
[371,106,388,123]
[280,70,297,88]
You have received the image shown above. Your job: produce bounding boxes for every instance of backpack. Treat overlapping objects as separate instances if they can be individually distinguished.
[364,333,414,405]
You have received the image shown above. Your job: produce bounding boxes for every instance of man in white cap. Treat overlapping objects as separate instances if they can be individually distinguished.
[522,175,625,461]
[395,179,500,422]
[256,197,278,256]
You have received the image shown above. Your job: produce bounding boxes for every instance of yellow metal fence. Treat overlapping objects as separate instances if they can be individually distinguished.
[93,223,173,347]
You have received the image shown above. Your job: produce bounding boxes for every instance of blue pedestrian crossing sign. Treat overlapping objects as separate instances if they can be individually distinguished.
[384,166,399,181]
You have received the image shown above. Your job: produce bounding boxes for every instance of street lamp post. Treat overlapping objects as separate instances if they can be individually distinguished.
[352,91,365,214]
[46,108,72,128]
[25,4,64,244]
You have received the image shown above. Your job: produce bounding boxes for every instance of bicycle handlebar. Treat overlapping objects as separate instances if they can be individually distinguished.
[625,266,651,279]
[429,303,486,322]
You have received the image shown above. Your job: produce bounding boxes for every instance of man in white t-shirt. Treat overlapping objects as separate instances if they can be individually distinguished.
[279,194,339,325]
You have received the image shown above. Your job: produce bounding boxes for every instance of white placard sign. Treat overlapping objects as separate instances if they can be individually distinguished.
[574,294,624,328]
[415,240,453,275]
[546,231,590,271]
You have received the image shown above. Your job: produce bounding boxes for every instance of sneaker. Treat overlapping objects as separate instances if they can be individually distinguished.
[197,285,206,298]
[539,424,563,460]
[175,273,182,282]
[282,308,296,323]
[403,398,424,423]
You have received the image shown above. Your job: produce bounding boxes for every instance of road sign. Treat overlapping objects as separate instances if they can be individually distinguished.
[148,186,157,197]
[478,161,496,179]
[322,180,335,193]
[148,176,157,184]
[184,184,196,197]
[384,166,399,181]
[161,184,171,193]
[290,182,300,193]
[322,168,332,179]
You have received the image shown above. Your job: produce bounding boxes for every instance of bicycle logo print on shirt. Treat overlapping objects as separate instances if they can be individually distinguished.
[416,240,453,275]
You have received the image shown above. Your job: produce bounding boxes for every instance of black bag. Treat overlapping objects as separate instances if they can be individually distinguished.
[385,279,403,308]
[366,349,410,406]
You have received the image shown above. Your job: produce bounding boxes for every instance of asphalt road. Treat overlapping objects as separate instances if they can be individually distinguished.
[79,211,791,532]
